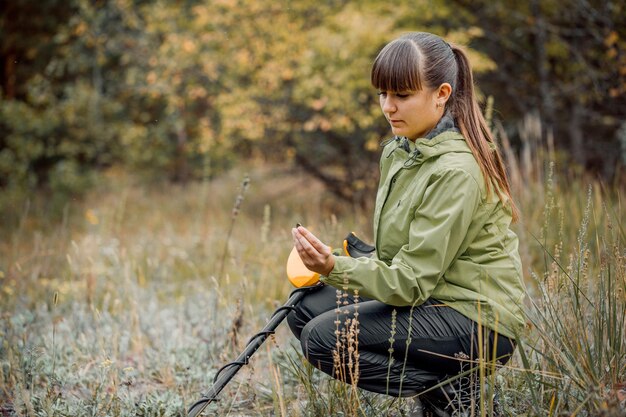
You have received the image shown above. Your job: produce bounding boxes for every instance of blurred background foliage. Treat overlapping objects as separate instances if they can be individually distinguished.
[1,0,625,211]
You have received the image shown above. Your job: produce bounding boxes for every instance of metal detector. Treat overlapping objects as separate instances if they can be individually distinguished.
[187,232,374,417]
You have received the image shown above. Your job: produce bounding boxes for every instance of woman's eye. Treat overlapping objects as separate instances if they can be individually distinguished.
[377,91,410,99]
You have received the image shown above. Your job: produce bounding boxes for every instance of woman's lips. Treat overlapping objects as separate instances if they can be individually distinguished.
[389,119,403,126]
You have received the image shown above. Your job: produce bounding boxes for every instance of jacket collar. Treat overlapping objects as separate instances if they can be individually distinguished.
[383,114,470,166]
[414,131,471,159]
[385,131,470,169]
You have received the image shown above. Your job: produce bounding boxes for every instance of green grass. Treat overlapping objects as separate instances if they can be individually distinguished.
[1,156,624,416]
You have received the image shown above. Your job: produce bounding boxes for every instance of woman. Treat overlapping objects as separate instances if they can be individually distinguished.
[288,32,525,416]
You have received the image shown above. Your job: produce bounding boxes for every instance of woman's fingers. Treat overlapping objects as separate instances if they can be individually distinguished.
[291,226,334,275]
[292,230,312,260]
[291,228,314,262]
[292,227,320,260]
[296,226,331,255]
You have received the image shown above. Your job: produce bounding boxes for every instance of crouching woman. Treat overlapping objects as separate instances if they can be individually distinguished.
[288,32,525,416]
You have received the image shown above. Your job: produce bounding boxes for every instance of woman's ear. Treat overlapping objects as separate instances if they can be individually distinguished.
[437,83,452,102]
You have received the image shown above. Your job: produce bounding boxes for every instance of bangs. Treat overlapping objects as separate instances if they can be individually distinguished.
[371,39,423,92]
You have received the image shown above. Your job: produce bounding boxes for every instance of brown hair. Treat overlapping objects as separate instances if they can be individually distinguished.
[371,32,519,221]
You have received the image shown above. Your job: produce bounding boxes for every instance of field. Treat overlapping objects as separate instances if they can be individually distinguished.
[1,155,625,416]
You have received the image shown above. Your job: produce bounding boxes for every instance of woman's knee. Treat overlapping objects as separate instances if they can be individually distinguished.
[288,286,337,340]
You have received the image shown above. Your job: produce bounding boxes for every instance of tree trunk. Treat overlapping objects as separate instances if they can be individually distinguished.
[569,101,585,166]
[531,0,555,135]
[1,1,17,99]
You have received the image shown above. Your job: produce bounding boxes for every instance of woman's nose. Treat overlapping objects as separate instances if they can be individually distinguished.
[382,97,396,113]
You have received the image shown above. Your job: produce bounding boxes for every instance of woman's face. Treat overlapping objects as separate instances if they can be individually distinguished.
[378,87,443,141]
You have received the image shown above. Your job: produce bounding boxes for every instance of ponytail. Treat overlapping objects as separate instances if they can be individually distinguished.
[449,45,520,221]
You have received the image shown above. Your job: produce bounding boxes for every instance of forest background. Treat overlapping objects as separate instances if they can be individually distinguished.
[1,0,625,416]
[1,0,625,208]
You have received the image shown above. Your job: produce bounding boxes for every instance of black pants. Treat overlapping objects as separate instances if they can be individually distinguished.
[287,285,515,400]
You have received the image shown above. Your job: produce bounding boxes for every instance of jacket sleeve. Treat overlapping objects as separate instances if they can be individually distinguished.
[322,168,482,306]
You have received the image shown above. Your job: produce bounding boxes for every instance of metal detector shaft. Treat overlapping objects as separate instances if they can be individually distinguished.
[187,285,319,417]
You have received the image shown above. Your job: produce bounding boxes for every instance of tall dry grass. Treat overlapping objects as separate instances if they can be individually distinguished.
[498,116,626,417]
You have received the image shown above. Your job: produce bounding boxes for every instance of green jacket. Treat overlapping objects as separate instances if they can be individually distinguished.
[323,131,526,338]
